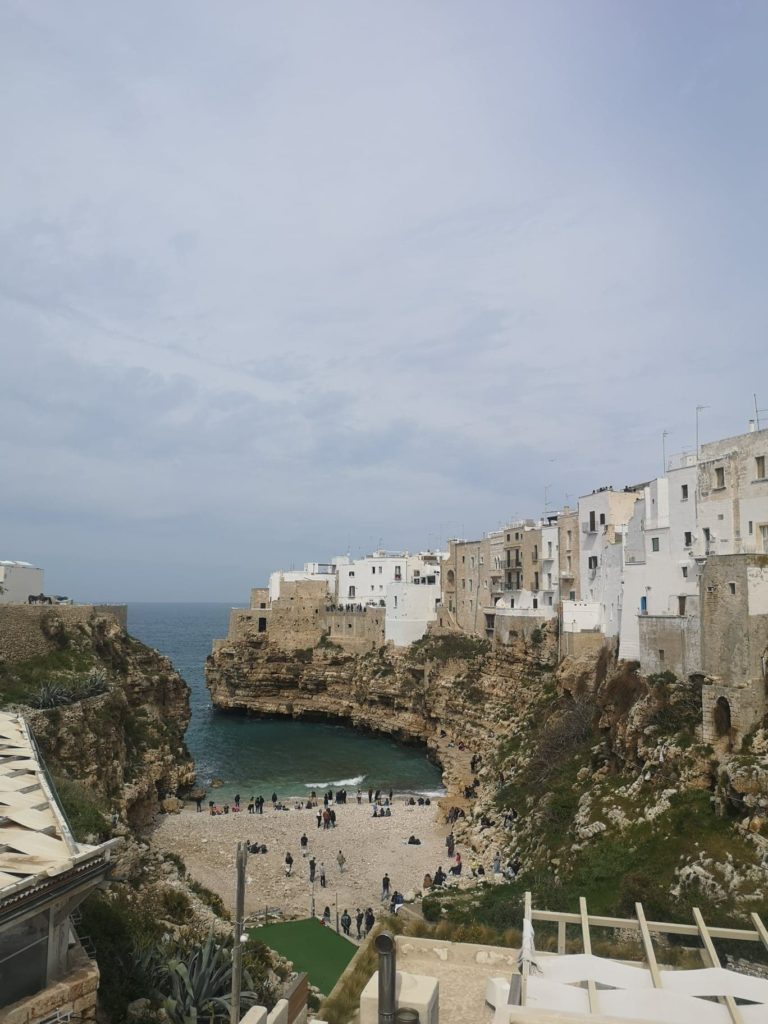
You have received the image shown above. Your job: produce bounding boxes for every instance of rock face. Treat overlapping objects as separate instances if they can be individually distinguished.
[208,622,768,920]
[6,610,195,824]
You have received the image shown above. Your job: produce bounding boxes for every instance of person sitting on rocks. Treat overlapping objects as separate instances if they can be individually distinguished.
[433,866,446,887]
[423,872,433,890]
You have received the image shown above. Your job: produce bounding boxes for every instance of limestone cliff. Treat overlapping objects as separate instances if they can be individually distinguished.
[0,607,195,825]
[207,624,768,922]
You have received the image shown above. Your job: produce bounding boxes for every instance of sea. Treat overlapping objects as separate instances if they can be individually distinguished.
[127,603,444,802]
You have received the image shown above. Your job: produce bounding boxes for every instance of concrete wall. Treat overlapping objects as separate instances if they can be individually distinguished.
[0,604,128,664]
[494,611,549,645]
[0,564,44,604]
[558,508,580,601]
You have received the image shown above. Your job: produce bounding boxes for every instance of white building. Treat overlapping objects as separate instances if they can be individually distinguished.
[337,551,413,608]
[0,561,44,603]
[619,469,700,665]
[268,557,349,602]
[385,557,444,647]
[564,488,640,637]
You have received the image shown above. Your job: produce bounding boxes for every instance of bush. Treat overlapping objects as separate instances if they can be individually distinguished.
[160,888,192,923]
[53,776,110,842]
[188,878,229,920]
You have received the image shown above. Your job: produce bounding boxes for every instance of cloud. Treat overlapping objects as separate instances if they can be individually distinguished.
[1,0,767,599]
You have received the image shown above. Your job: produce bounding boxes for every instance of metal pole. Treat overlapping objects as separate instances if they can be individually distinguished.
[375,932,397,1024]
[231,842,248,1024]
[336,894,340,934]
[662,430,668,476]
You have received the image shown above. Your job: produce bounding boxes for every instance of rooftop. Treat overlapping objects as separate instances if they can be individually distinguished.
[0,712,109,896]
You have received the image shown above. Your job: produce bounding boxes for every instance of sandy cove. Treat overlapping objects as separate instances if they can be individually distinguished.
[152,800,454,924]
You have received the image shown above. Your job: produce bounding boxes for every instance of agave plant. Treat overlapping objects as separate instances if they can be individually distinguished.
[156,933,261,1024]
[28,681,75,709]
[79,668,109,698]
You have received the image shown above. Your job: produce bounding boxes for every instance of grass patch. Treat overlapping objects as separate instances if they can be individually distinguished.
[52,775,110,842]
[251,918,355,995]
[0,648,97,706]
[407,634,490,664]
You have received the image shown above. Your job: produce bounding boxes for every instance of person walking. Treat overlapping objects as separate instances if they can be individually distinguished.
[316,808,322,829]
[308,856,316,883]
[381,873,391,902]
[364,907,375,936]
[319,862,326,888]
[355,908,364,939]
[337,850,346,873]
[300,833,309,856]
[284,852,293,877]
[341,909,352,936]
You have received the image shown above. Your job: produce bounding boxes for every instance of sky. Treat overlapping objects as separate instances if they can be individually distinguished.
[2,1,767,602]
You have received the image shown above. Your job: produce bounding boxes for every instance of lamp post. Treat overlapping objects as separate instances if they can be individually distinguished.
[231,842,248,1024]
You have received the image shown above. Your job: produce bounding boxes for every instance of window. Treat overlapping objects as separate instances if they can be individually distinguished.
[761,525,768,552]
[468,579,473,591]
[703,527,711,544]
[715,466,725,489]
[533,598,538,609]
[684,531,693,547]
[370,586,374,592]
[547,573,552,587]
[658,649,665,664]
[349,571,355,578]
[588,556,598,570]
[348,586,356,598]
[394,566,401,581]
[461,578,465,589]
[599,513,606,526]
[479,556,484,565]
[534,572,539,590]
[567,530,572,549]
[394,596,398,608]
[471,556,475,569]
[678,596,686,615]
[372,566,376,574]
[757,455,766,480]
[567,555,572,571]
[548,542,553,557]
[589,511,596,531]
[682,566,688,579]
[506,534,510,542]
[533,545,538,560]
[749,521,753,535]
[569,590,576,600]
[461,555,465,564]
[258,617,267,632]
[651,537,660,552]
[681,484,689,500]
[729,582,737,595]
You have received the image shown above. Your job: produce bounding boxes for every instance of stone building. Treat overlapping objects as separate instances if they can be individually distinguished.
[0,713,118,1024]
[700,554,768,749]
[439,533,504,636]
[557,507,581,602]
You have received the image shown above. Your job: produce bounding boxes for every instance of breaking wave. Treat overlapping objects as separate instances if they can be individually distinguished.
[304,774,366,789]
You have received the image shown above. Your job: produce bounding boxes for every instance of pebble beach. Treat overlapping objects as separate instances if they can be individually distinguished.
[152,798,450,925]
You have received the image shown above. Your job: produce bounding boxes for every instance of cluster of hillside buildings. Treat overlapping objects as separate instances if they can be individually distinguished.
[248,420,768,745]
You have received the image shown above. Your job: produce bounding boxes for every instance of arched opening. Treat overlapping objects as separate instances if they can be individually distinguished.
[447,570,455,585]
[714,696,731,739]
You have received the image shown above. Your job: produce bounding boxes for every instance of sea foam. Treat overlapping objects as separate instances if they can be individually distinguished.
[304,774,366,788]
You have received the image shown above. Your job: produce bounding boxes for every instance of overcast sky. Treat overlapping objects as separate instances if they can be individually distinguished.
[2,1,767,602]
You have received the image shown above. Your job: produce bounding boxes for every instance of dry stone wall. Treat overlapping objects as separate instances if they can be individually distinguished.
[0,604,127,663]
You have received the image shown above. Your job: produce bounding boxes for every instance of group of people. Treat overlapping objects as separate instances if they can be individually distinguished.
[335,906,376,938]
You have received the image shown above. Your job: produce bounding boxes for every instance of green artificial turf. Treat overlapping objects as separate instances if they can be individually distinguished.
[250,917,356,995]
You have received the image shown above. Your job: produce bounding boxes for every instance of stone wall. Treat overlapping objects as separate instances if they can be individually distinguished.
[0,604,127,664]
[639,613,702,678]
[0,947,98,1024]
[326,609,384,651]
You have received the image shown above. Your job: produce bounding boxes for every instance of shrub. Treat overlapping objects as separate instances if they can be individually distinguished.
[52,776,109,842]
[160,888,192,923]
[188,878,229,920]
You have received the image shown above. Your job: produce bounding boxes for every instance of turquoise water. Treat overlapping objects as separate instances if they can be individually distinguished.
[127,603,444,801]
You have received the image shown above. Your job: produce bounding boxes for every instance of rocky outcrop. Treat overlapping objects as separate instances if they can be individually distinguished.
[4,609,195,825]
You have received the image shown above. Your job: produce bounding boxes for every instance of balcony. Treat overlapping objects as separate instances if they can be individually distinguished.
[560,569,575,578]
[582,522,597,534]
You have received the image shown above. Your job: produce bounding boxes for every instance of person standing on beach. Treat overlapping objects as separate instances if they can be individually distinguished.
[368,788,373,803]
[381,873,390,901]
[319,862,326,887]
[234,793,241,810]
[258,795,264,815]
[446,832,455,858]
[309,857,316,883]
[300,833,308,856]
[195,795,203,812]
[285,852,293,876]
[337,850,346,873]
[316,808,322,829]
[355,908,364,939]
[357,790,362,804]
